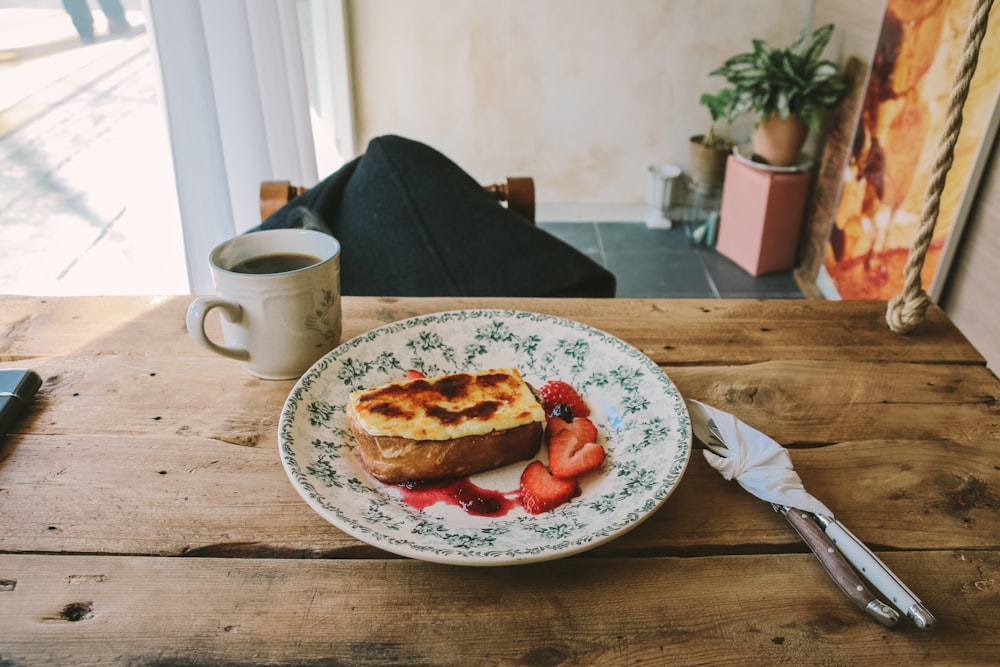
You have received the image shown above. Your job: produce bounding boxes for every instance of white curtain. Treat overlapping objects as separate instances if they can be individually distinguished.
[144,0,319,293]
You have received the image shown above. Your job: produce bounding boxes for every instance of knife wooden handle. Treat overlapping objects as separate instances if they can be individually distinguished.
[780,507,899,627]
[819,516,936,629]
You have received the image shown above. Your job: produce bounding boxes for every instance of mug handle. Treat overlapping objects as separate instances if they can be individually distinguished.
[186,297,251,362]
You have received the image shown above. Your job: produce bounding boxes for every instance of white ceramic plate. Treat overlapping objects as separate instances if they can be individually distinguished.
[279,309,691,565]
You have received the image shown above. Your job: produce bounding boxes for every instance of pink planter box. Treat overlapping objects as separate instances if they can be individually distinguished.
[716,155,810,276]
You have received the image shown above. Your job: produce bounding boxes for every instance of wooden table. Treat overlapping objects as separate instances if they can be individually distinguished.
[1,295,998,665]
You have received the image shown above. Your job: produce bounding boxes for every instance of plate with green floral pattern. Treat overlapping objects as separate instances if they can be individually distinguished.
[279,309,691,565]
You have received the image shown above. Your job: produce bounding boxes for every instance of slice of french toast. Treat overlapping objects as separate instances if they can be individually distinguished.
[347,368,544,484]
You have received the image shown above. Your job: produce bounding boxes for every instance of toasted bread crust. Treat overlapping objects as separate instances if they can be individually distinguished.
[350,411,543,484]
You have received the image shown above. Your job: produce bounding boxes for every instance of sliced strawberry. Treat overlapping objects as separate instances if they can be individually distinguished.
[538,380,590,419]
[546,416,605,479]
[406,369,426,380]
[546,415,598,444]
[519,460,578,514]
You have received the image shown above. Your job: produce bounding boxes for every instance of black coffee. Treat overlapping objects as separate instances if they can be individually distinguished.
[230,253,322,274]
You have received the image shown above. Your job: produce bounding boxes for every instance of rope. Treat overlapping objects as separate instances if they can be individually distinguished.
[886,0,995,334]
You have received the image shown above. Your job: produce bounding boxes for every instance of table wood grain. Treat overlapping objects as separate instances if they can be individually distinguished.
[1,295,998,666]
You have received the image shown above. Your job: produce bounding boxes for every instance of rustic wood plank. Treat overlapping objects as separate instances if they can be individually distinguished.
[334,297,984,365]
[0,433,356,558]
[8,354,291,447]
[0,295,195,360]
[7,353,995,447]
[1,296,986,365]
[2,433,997,557]
[1,552,996,666]
[667,359,1000,445]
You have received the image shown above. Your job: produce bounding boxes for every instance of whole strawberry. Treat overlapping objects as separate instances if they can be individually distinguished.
[538,380,590,419]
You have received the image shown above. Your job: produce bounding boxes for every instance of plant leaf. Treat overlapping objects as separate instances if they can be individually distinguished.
[802,24,835,63]
[704,23,847,125]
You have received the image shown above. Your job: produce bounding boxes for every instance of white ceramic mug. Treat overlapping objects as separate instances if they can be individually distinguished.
[186,228,342,379]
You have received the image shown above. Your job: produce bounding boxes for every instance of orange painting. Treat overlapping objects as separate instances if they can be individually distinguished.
[822,0,1000,300]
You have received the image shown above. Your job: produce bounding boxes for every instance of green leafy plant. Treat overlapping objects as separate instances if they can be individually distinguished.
[708,23,848,132]
[698,88,734,148]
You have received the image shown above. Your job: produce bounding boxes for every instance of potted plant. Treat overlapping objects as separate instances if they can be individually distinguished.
[708,23,848,167]
[689,88,734,192]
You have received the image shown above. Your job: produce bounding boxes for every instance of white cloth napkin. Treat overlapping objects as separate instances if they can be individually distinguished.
[686,399,833,517]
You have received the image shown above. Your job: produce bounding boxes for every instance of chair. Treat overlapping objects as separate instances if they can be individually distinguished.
[261,177,535,223]
[252,134,614,298]
[260,181,307,221]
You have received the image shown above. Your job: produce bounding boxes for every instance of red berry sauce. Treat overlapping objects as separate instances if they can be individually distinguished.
[397,478,518,517]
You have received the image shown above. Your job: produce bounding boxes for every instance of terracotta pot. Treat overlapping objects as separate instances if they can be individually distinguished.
[752,114,809,167]
[689,135,729,192]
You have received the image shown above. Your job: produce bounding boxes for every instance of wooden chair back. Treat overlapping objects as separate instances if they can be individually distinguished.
[260,177,535,223]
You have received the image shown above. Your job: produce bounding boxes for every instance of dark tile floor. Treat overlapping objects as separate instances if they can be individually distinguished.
[538,221,804,299]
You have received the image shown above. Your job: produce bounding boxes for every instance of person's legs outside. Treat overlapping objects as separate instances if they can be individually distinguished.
[62,0,95,43]
[96,0,130,34]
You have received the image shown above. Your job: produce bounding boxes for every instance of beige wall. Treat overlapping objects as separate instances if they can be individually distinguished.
[941,141,1000,373]
[345,0,808,205]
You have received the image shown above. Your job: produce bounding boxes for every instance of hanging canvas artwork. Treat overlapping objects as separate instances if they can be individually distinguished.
[817,0,1000,300]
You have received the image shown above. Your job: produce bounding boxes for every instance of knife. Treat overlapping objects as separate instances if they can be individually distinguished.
[689,399,935,629]
[699,415,899,626]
